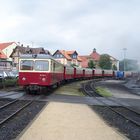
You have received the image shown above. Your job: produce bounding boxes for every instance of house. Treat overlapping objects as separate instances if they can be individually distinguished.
[79,48,119,69]
[79,48,100,68]
[79,55,91,68]
[10,45,51,67]
[108,55,119,70]
[53,50,82,67]
[0,42,17,60]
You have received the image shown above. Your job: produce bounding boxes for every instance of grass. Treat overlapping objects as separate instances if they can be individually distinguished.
[54,82,85,96]
[96,87,112,97]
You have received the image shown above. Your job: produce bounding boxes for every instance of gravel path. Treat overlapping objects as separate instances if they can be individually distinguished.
[19,102,127,140]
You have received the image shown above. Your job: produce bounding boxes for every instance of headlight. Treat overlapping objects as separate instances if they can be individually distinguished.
[42,78,46,82]
[22,77,26,81]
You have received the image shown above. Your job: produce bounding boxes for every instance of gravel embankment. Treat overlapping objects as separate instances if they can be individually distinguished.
[0,101,46,140]
[92,106,140,140]
[0,99,11,106]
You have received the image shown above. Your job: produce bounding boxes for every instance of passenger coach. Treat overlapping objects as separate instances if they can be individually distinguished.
[19,54,64,93]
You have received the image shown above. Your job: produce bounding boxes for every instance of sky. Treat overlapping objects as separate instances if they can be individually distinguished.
[0,0,140,60]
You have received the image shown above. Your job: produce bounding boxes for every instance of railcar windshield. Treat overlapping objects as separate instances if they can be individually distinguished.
[34,60,49,71]
[20,60,34,70]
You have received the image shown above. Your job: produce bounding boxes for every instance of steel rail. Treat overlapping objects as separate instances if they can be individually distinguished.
[0,96,40,126]
[90,81,140,115]
[0,99,18,110]
[0,101,33,125]
[82,81,140,127]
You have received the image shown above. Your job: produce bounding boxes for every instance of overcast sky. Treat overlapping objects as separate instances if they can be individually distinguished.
[0,0,140,60]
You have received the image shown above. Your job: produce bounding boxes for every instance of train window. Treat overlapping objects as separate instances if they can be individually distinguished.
[20,60,34,70]
[34,60,49,71]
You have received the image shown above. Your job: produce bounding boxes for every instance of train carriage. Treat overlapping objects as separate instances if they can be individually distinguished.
[93,69,103,77]
[19,54,64,93]
[74,67,84,79]
[103,70,114,77]
[18,54,134,94]
[124,71,132,78]
[84,68,93,78]
[64,65,74,80]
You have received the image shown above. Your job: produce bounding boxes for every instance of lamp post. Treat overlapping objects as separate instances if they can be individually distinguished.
[123,48,127,71]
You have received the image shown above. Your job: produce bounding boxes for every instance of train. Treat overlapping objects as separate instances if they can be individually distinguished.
[18,54,132,94]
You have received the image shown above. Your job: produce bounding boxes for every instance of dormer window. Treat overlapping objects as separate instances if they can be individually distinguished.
[72,54,77,59]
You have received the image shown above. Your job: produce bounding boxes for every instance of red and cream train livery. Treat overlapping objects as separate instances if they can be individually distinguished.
[18,54,125,94]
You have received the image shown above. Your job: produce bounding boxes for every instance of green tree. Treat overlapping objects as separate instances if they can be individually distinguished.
[71,63,78,67]
[88,60,95,69]
[99,54,112,69]
[112,64,117,70]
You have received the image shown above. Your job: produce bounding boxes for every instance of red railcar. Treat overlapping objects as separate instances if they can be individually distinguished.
[93,69,103,77]
[19,54,64,93]
[103,70,114,77]
[74,67,84,79]
[84,68,93,78]
[64,66,74,80]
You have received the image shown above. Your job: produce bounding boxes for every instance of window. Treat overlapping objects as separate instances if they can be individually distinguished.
[56,54,60,58]
[72,54,77,59]
[20,60,34,70]
[35,60,49,71]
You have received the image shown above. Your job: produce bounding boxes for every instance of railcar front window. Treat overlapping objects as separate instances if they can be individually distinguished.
[35,60,49,71]
[20,60,34,70]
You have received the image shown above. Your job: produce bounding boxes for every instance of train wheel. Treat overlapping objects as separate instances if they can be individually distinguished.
[25,89,31,94]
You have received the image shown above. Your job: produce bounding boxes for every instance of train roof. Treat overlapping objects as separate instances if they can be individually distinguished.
[19,54,55,60]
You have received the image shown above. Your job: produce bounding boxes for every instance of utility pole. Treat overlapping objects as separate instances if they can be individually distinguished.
[123,48,127,71]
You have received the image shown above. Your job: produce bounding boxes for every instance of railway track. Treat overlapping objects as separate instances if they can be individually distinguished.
[0,96,39,126]
[0,91,24,99]
[82,81,140,127]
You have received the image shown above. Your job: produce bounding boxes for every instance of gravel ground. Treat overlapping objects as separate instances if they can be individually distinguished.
[92,106,140,140]
[0,99,12,106]
[0,101,46,140]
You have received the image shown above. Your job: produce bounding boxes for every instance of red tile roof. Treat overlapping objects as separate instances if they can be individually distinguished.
[77,56,82,62]
[90,51,100,61]
[0,49,7,58]
[66,51,77,55]
[54,50,82,62]
[0,42,16,50]
[59,50,72,60]
[79,56,89,68]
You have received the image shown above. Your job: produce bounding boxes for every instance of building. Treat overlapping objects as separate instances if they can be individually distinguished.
[79,48,119,69]
[53,50,82,67]
[79,48,100,68]
[10,45,51,68]
[0,42,17,60]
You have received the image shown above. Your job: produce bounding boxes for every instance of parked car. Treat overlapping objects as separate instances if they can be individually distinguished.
[11,69,19,78]
[0,70,18,87]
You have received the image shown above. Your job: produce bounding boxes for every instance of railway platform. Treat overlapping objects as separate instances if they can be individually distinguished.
[17,102,128,140]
